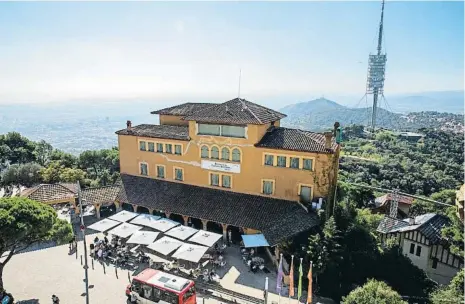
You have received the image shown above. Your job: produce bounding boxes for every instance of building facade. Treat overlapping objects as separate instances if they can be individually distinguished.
[378,214,464,285]
[113,98,340,246]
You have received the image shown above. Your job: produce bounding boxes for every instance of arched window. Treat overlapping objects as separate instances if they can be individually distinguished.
[201,145,209,158]
[211,146,219,159]
[231,148,241,162]
[221,147,230,160]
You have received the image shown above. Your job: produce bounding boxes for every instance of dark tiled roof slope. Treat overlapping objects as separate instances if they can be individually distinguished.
[183,98,287,125]
[116,124,190,141]
[377,216,409,234]
[22,184,77,203]
[255,127,338,154]
[118,174,318,245]
[82,185,121,206]
[418,214,450,244]
[151,103,217,116]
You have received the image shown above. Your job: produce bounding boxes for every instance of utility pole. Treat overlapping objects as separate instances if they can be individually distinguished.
[367,0,387,135]
[77,181,90,304]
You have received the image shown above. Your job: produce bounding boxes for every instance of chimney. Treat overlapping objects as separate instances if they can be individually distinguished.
[324,132,332,149]
[409,217,415,225]
[126,120,132,130]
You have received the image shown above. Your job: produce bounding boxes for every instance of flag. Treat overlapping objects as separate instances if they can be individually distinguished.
[297,258,303,299]
[307,262,313,304]
[276,254,284,294]
[289,256,295,297]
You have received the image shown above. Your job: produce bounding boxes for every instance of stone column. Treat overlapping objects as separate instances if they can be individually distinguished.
[221,224,228,241]
[115,201,122,212]
[131,204,137,213]
[95,204,101,219]
[182,216,189,226]
[201,219,208,231]
[148,208,154,215]
[165,212,171,219]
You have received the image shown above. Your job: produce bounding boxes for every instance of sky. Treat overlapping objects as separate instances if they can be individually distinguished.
[0,1,463,105]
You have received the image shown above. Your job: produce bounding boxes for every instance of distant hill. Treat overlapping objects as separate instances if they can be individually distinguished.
[280,98,464,133]
[384,91,464,114]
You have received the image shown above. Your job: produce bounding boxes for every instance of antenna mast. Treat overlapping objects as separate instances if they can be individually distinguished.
[366,0,387,134]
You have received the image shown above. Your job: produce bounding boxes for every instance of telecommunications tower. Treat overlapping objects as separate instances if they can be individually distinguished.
[366,0,387,133]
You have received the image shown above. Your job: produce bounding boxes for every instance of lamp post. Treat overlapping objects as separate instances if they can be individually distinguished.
[77,181,90,304]
[264,277,269,304]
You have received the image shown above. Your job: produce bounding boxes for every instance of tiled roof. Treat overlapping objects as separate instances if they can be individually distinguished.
[255,127,338,154]
[151,103,217,116]
[375,193,414,206]
[116,124,190,141]
[21,184,77,203]
[183,98,287,125]
[377,213,450,245]
[118,173,318,246]
[82,185,121,206]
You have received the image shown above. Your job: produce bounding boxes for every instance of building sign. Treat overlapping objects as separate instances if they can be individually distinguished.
[201,160,241,174]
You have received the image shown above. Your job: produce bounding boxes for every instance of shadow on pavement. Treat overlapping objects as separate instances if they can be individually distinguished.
[16,299,40,304]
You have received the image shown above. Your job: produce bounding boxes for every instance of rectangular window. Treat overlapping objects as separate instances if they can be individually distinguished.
[140,141,146,151]
[290,157,300,169]
[221,125,246,138]
[303,158,313,170]
[210,173,220,186]
[416,245,422,257]
[262,180,274,195]
[198,124,221,136]
[264,154,274,166]
[432,258,438,269]
[140,163,148,176]
[165,144,172,154]
[175,145,182,155]
[222,175,231,188]
[156,166,165,178]
[410,243,415,254]
[174,168,183,181]
[277,156,286,167]
[299,185,312,204]
[157,143,164,153]
[148,142,155,152]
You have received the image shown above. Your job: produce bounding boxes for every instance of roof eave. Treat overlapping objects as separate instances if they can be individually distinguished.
[253,144,336,154]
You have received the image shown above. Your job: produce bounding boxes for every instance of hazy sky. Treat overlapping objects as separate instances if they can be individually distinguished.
[0,1,463,104]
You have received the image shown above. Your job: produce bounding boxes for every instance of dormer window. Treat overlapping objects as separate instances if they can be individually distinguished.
[198,123,246,138]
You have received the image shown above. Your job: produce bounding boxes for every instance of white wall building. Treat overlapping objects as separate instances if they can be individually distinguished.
[378,213,463,285]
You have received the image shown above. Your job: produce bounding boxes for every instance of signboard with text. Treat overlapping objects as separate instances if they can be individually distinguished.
[201,160,241,174]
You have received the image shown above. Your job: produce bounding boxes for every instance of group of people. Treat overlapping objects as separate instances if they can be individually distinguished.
[90,235,112,260]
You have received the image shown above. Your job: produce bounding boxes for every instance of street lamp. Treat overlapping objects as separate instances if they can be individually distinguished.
[77,181,90,304]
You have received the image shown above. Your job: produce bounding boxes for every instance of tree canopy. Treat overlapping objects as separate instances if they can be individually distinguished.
[429,269,464,304]
[0,197,73,290]
[342,279,407,304]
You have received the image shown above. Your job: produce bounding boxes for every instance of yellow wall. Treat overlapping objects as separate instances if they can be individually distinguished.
[159,115,188,126]
[118,121,337,202]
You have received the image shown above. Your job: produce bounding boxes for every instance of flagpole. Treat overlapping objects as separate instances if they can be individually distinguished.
[298,257,303,304]
[288,255,294,302]
[278,253,283,304]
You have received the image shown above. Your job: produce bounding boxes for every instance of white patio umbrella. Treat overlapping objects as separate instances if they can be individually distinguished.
[147,236,183,256]
[148,218,180,232]
[126,231,160,245]
[129,214,161,229]
[87,218,121,232]
[165,225,198,241]
[172,243,209,263]
[108,210,139,222]
[188,230,223,248]
[107,222,142,238]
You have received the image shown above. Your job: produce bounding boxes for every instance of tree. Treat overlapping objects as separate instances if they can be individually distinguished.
[342,279,407,304]
[40,161,65,184]
[59,167,86,183]
[0,132,36,164]
[307,217,342,283]
[441,207,464,256]
[49,149,77,168]
[430,269,464,304]
[33,140,53,166]
[0,197,73,290]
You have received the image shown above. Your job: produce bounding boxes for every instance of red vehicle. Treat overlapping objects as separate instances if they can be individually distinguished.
[126,269,196,304]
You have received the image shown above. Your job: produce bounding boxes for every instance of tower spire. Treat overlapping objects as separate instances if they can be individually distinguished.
[367,0,387,134]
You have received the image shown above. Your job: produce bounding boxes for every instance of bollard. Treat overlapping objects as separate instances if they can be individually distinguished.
[75,245,78,259]
[80,255,83,265]
[128,272,131,283]
[115,266,118,279]
[91,258,94,270]
[103,262,106,274]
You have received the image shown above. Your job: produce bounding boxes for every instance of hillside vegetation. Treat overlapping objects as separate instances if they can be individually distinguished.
[280,98,464,133]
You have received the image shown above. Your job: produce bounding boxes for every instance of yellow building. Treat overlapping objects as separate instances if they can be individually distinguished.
[115,98,340,246]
